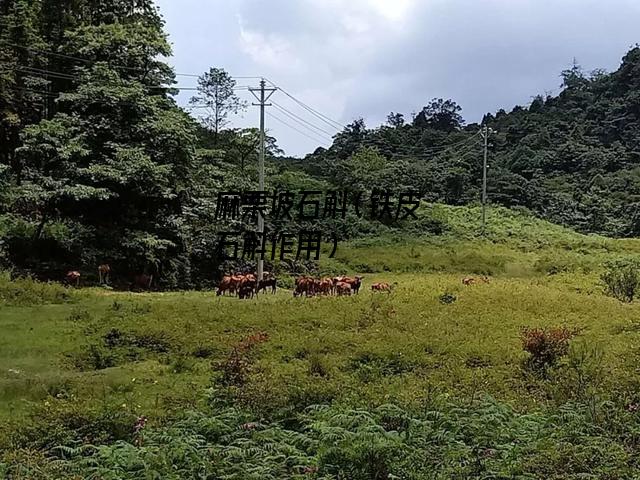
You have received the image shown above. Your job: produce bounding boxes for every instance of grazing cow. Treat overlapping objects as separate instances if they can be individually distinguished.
[257,276,277,294]
[238,274,256,296]
[371,282,392,293]
[294,276,315,297]
[317,277,333,295]
[65,270,81,287]
[98,264,111,285]
[217,275,234,296]
[342,276,364,294]
[238,283,255,299]
[462,276,476,286]
[133,273,153,290]
[336,281,352,296]
[228,274,244,295]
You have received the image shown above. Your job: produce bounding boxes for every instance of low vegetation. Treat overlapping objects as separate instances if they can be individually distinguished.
[2,207,640,478]
[601,259,640,303]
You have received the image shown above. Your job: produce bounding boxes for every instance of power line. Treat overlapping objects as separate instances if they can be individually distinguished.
[175,72,263,80]
[384,141,482,161]
[12,65,76,80]
[266,111,331,147]
[264,78,345,130]
[271,102,335,140]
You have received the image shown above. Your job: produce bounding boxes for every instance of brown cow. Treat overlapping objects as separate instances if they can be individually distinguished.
[98,264,111,285]
[294,276,315,297]
[217,275,234,296]
[336,281,352,296]
[462,276,476,286]
[238,274,256,297]
[342,275,364,294]
[228,275,244,295]
[371,282,392,293]
[317,277,333,295]
[65,270,81,287]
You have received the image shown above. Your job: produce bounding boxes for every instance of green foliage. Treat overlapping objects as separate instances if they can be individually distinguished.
[0,270,71,305]
[6,398,640,479]
[601,259,640,302]
[4,2,640,288]
[189,67,247,138]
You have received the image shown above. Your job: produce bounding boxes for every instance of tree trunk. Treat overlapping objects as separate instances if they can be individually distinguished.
[33,212,49,241]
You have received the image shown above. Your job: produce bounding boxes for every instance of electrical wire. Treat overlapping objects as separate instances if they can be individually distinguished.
[271,102,334,141]
[266,111,331,147]
[264,78,345,130]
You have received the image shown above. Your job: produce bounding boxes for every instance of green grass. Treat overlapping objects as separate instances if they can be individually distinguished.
[330,204,640,276]
[2,273,639,421]
[3,205,640,477]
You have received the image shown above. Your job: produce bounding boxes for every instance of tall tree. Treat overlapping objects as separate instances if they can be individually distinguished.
[9,0,197,286]
[386,112,405,128]
[413,98,464,132]
[189,67,247,143]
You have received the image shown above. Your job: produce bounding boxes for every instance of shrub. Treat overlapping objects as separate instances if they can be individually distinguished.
[309,354,330,377]
[601,259,640,302]
[9,399,136,451]
[215,332,269,387]
[521,326,580,370]
[72,344,117,371]
[439,292,457,304]
[0,271,71,306]
[170,355,195,374]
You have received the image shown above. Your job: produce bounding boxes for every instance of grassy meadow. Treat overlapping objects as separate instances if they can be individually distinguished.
[3,205,640,478]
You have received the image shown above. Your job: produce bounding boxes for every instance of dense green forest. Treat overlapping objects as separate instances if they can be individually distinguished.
[1,0,639,289]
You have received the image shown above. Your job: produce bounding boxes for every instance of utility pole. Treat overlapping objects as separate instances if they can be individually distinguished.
[480,125,493,233]
[249,79,277,282]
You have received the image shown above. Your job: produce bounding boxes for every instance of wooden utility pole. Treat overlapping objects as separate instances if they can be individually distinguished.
[249,79,277,281]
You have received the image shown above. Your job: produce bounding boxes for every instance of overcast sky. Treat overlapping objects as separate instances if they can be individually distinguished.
[155,0,640,157]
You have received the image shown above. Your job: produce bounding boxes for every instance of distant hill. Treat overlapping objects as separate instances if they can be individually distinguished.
[296,48,640,238]
[328,203,640,276]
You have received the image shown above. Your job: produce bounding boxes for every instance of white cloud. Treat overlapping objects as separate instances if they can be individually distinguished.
[157,0,640,156]
[237,15,303,74]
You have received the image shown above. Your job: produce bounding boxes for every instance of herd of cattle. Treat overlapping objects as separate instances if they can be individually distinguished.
[64,264,154,290]
[293,275,364,297]
[216,272,277,299]
[64,264,490,298]
[216,273,397,299]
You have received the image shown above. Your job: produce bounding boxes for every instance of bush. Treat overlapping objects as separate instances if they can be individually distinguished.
[309,354,330,377]
[72,344,117,371]
[214,332,269,387]
[439,292,457,304]
[521,326,580,370]
[601,259,640,302]
[0,271,71,306]
[9,399,136,450]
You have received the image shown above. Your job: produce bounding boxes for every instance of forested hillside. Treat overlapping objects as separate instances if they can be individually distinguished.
[1,0,639,289]
[300,52,640,238]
